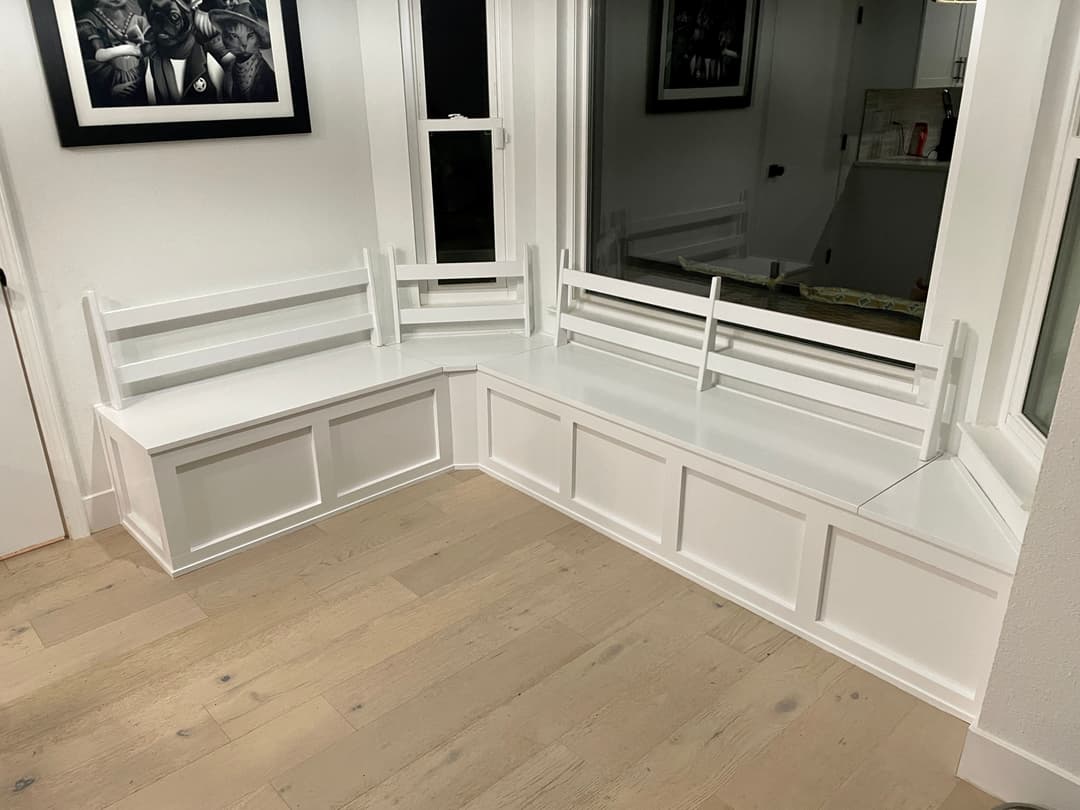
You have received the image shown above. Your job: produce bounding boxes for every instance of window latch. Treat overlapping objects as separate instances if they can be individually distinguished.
[493,128,507,150]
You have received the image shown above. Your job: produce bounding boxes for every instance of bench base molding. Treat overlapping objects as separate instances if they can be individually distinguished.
[476,372,1013,721]
[959,725,1080,809]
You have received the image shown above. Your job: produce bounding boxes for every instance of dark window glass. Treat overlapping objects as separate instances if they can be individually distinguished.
[1023,164,1080,436]
[430,131,496,263]
[587,2,965,342]
[420,0,490,119]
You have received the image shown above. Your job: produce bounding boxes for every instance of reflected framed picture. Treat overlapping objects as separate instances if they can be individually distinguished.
[28,0,310,147]
[648,0,760,113]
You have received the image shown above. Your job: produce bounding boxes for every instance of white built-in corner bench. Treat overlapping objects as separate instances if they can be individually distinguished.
[86,248,1018,722]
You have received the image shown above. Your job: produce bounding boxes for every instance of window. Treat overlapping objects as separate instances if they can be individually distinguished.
[1016,164,1080,438]
[407,0,510,267]
[587,1,968,342]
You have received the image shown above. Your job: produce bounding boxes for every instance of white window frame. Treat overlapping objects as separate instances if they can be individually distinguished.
[998,51,1080,465]
[400,0,517,303]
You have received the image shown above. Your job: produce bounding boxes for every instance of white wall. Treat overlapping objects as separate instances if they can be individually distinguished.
[961,313,1080,804]
[0,0,381,520]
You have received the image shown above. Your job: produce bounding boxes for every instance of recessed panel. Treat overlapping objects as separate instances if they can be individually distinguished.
[176,428,319,551]
[111,437,165,551]
[679,469,804,606]
[820,530,997,696]
[487,389,561,494]
[572,425,664,543]
[330,391,440,496]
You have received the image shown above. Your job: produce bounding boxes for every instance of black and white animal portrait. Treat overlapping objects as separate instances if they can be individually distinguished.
[72,0,278,108]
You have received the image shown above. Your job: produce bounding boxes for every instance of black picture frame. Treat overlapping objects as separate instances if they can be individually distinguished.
[648,0,760,114]
[28,1,311,147]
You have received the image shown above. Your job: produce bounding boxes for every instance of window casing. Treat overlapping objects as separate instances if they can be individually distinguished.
[1001,89,1080,460]
[403,0,514,283]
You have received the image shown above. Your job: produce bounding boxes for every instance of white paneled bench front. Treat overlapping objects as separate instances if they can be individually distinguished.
[472,263,1017,721]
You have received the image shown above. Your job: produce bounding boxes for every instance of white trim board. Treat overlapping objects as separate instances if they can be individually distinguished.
[82,488,121,535]
[959,725,1080,809]
[0,141,88,539]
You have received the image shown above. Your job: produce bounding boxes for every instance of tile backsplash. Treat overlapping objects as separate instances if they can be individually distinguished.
[858,87,963,162]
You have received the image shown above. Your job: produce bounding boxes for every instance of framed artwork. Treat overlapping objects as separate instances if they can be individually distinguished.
[28,0,310,147]
[648,0,760,113]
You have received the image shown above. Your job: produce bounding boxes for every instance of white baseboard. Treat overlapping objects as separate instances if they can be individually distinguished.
[82,489,120,535]
[959,725,1080,809]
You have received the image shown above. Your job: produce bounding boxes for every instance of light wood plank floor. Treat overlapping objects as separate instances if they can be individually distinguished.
[0,472,1001,810]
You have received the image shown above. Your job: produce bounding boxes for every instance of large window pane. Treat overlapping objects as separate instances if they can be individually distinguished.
[588,1,969,342]
[1023,165,1080,435]
[419,0,490,119]
[429,131,497,263]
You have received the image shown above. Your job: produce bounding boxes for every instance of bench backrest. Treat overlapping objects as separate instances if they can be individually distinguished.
[86,250,382,409]
[387,249,533,343]
[623,196,749,264]
[555,257,960,461]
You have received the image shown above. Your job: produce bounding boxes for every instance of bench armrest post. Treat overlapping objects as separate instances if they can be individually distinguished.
[363,248,384,348]
[555,249,572,346]
[386,246,403,346]
[696,276,722,392]
[522,248,534,337]
[919,319,961,461]
[84,290,124,409]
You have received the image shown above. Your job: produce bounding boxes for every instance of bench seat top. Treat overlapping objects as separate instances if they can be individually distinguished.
[480,343,1018,572]
[97,343,441,454]
[860,456,1018,574]
[479,343,929,512]
[397,332,550,373]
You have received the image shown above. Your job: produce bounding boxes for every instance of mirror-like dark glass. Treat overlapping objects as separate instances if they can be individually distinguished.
[430,131,497,263]
[1024,164,1080,436]
[420,0,491,119]
[589,0,970,341]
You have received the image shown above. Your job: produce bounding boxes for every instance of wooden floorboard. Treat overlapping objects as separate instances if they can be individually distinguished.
[0,472,1000,810]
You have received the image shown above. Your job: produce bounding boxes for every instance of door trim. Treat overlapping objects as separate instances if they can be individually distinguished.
[0,140,89,539]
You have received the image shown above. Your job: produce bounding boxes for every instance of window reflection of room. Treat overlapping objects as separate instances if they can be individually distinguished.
[589,0,972,340]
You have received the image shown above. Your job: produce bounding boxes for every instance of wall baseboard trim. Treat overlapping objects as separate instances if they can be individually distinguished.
[82,489,120,535]
[959,725,1080,809]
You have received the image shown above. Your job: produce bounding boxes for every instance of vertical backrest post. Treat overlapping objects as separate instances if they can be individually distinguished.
[386,245,403,345]
[522,249,534,337]
[919,319,961,461]
[362,248,384,347]
[554,249,572,346]
[696,276,722,392]
[84,290,124,409]
[737,190,750,258]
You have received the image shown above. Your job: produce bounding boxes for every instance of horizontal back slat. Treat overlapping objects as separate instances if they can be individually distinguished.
[102,269,370,332]
[706,352,925,428]
[562,269,712,317]
[645,235,745,263]
[561,312,701,368]
[116,315,374,385]
[628,202,747,239]
[394,261,524,282]
[400,303,524,325]
[712,300,941,368]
